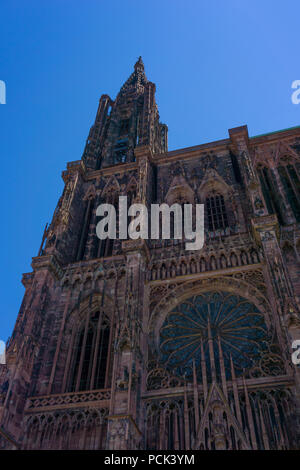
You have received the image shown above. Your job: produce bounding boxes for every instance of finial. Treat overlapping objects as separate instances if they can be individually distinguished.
[134,56,144,72]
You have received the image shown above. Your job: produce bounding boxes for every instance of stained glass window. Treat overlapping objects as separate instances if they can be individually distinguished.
[69,312,110,392]
[160,292,270,381]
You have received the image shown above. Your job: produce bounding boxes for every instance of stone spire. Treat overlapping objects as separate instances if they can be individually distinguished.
[134,56,145,73]
[118,56,148,95]
[83,58,168,169]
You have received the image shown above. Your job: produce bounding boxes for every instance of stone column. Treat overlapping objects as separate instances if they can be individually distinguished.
[1,254,62,443]
[252,215,300,447]
[229,126,269,218]
[106,239,149,450]
[269,165,296,224]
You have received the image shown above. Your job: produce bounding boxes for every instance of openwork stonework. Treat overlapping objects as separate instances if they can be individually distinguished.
[159,292,281,381]
[1,58,300,450]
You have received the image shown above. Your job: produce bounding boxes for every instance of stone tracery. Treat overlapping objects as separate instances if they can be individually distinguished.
[1,59,300,451]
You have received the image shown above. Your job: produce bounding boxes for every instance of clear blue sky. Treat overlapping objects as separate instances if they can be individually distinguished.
[0,0,299,341]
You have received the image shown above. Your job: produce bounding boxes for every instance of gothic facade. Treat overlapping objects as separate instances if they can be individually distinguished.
[1,58,300,450]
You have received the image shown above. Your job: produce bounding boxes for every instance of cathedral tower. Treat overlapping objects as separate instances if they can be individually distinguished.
[83,56,167,170]
[1,61,300,450]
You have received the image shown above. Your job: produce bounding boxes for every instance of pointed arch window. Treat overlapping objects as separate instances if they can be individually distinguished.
[278,162,300,222]
[95,193,118,258]
[127,187,137,207]
[69,311,112,392]
[206,194,228,231]
[119,118,130,136]
[168,196,189,240]
[114,138,128,164]
[257,166,283,224]
[77,197,95,261]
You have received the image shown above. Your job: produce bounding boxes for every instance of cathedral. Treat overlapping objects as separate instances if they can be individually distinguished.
[2,57,300,450]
